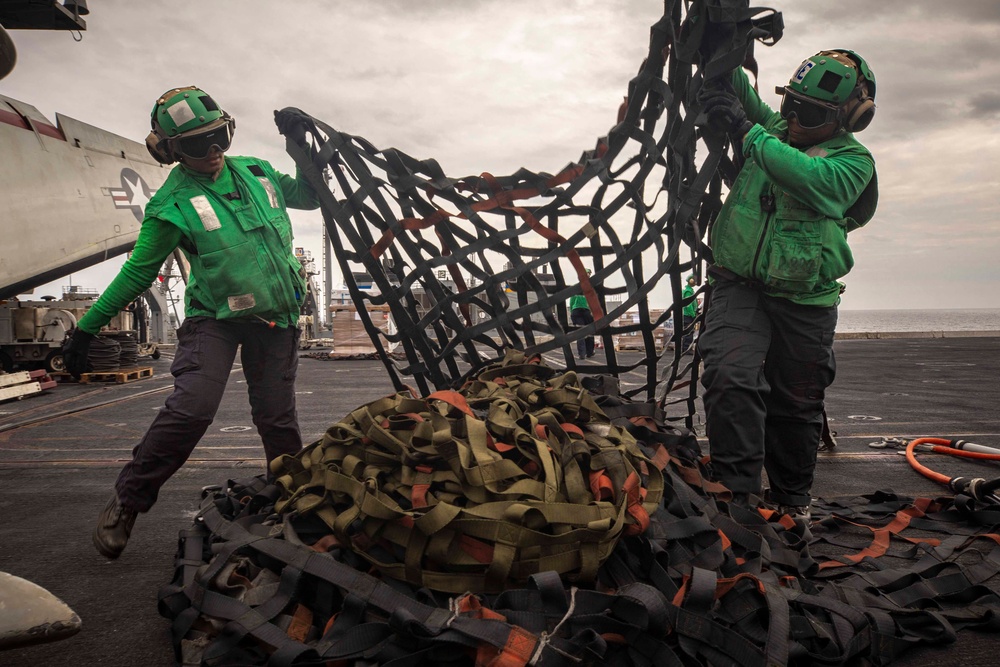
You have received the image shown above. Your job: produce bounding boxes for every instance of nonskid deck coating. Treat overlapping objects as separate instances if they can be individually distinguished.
[2,336,1000,666]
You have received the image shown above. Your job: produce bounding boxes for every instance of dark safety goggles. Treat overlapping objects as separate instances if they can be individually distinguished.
[777,87,841,129]
[172,121,233,159]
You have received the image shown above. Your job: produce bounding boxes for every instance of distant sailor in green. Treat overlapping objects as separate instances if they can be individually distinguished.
[569,268,595,359]
[696,50,879,518]
[681,274,698,353]
[61,87,321,559]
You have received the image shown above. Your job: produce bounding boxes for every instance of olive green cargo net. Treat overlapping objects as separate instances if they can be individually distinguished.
[273,351,662,593]
[284,0,785,427]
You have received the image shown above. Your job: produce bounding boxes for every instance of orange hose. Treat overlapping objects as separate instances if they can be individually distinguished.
[928,445,1000,461]
[905,437,952,485]
[905,437,1000,489]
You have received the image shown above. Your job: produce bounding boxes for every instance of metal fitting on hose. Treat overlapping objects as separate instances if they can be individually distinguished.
[949,477,1000,503]
[981,477,1000,499]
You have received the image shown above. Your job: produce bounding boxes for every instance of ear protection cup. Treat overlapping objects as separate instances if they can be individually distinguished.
[844,86,875,132]
[145,131,175,164]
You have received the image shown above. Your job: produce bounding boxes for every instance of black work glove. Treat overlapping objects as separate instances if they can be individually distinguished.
[699,83,753,140]
[273,107,311,147]
[62,328,94,379]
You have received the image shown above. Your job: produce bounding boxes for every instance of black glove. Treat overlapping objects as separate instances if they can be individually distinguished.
[62,328,94,379]
[699,83,753,140]
[273,107,311,146]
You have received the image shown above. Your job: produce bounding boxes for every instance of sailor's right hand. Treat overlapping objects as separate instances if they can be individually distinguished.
[698,80,753,140]
[62,328,94,379]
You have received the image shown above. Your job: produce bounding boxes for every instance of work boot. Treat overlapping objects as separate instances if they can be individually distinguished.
[93,494,138,559]
[777,505,812,521]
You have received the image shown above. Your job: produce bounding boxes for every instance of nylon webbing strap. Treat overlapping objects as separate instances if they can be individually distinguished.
[158,478,1000,665]
[282,0,783,428]
[160,361,1000,665]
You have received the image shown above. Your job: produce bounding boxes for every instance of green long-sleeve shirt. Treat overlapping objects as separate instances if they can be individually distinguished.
[733,67,875,222]
[707,68,878,306]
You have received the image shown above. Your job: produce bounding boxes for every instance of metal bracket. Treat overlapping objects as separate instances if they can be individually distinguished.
[867,436,908,450]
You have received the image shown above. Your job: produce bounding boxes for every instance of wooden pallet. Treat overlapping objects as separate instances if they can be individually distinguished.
[79,366,154,384]
[0,369,57,402]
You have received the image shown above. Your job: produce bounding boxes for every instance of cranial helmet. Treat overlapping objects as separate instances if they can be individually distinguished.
[145,86,236,164]
[777,49,876,133]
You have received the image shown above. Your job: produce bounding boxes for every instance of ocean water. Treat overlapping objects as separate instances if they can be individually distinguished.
[837,309,1000,333]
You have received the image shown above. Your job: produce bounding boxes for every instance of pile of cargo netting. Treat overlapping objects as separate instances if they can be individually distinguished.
[159,1,1000,664]
[161,353,1000,666]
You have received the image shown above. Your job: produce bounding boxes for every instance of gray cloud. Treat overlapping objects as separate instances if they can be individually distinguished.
[6,0,1000,310]
[968,91,1000,119]
[789,0,1000,24]
[963,2,1000,23]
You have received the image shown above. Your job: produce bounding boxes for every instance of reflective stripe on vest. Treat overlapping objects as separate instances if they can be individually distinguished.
[190,195,222,231]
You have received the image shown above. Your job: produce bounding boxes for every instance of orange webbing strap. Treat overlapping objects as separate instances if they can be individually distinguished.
[471,172,604,320]
[285,604,313,643]
[477,626,538,667]
[817,497,939,571]
[426,389,475,417]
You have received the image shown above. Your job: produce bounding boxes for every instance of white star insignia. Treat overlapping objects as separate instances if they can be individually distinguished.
[123,174,150,211]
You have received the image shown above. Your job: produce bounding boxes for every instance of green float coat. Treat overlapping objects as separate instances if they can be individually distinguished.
[77,156,320,333]
[682,282,698,318]
[709,68,878,307]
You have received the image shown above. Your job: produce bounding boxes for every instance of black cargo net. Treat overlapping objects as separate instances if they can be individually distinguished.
[155,3,1000,665]
[286,1,783,428]
[160,7,1000,662]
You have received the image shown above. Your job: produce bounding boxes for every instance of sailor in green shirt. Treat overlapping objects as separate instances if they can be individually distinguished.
[680,274,698,353]
[696,50,878,518]
[569,269,595,359]
[62,87,321,559]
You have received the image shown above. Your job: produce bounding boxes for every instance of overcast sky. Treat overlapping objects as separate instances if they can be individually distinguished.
[4,0,999,311]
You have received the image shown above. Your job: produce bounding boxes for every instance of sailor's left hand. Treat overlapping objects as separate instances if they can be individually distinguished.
[273,107,312,146]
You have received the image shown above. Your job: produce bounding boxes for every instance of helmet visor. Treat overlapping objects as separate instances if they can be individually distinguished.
[779,88,840,130]
[172,122,233,159]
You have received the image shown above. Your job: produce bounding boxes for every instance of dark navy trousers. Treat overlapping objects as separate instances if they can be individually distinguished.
[698,279,837,507]
[116,317,302,512]
[570,308,595,358]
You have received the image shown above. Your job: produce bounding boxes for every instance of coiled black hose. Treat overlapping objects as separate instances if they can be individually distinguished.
[104,330,138,367]
[88,334,121,372]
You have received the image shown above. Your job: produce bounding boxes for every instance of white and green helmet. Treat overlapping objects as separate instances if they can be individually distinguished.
[151,86,227,137]
[146,86,235,164]
[787,50,874,104]
[778,50,876,132]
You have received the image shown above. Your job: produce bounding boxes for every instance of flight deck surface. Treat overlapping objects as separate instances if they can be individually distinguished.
[2,336,999,666]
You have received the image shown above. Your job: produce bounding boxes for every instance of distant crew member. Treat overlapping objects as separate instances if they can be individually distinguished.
[697,50,879,518]
[569,269,596,359]
[61,87,320,559]
[681,274,698,353]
